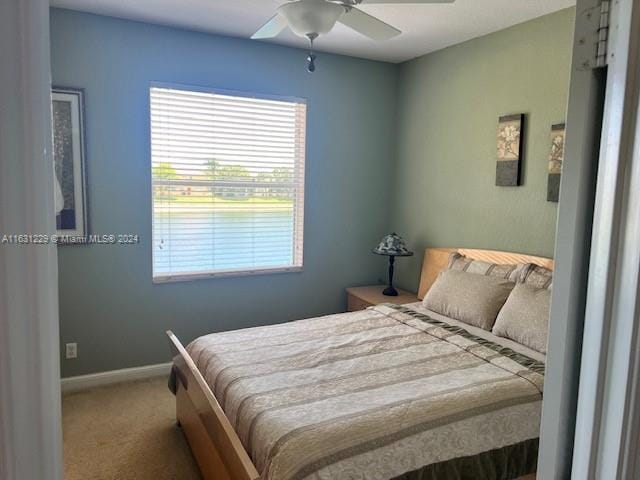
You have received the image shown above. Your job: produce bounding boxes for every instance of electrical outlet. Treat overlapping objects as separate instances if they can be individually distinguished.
[65,343,77,359]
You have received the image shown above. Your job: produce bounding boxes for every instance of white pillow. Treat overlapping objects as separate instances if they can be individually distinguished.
[492,283,551,353]
[423,270,515,330]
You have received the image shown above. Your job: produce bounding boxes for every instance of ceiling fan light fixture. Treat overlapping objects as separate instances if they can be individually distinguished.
[278,0,345,38]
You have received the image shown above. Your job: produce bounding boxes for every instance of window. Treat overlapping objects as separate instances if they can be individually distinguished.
[150,85,306,282]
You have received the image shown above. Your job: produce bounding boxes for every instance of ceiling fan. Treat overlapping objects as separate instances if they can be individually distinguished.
[251,0,455,72]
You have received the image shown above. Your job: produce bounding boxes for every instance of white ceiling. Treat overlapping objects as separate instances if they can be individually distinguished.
[50,0,575,63]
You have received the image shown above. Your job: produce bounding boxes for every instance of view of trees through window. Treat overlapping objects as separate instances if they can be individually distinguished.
[152,161,294,201]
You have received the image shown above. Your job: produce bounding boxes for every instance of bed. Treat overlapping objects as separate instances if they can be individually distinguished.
[167,247,553,480]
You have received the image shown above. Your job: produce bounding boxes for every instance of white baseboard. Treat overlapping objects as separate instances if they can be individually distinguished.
[61,362,172,393]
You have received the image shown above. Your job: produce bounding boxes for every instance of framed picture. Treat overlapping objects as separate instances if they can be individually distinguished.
[547,123,565,202]
[496,114,524,186]
[52,87,88,238]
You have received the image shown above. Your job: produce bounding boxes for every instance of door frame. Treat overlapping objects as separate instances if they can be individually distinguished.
[571,0,640,477]
[539,0,640,477]
[537,0,606,476]
[0,1,63,479]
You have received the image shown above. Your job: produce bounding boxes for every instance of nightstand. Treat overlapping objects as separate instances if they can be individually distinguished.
[346,285,419,312]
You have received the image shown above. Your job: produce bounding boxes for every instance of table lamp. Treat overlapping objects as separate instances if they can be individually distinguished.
[373,233,414,296]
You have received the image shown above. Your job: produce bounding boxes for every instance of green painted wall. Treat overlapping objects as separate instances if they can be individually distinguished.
[51,9,397,377]
[392,8,575,291]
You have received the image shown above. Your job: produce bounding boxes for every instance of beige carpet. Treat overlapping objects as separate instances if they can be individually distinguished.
[62,376,202,480]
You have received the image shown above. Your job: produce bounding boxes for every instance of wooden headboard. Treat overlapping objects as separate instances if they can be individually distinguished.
[417,248,554,300]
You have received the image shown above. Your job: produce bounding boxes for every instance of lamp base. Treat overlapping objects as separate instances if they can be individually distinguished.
[383,286,398,296]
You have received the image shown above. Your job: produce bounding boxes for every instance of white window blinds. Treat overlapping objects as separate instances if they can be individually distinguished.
[150,86,306,281]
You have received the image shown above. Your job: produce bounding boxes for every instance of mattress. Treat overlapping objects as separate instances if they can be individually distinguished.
[186,303,544,480]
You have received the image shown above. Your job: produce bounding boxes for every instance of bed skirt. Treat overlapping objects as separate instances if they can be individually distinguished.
[392,438,538,480]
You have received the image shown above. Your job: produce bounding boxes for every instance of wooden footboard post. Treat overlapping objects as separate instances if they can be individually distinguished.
[166,331,260,480]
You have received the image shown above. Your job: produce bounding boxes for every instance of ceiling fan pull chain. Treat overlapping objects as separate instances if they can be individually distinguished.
[306,33,318,73]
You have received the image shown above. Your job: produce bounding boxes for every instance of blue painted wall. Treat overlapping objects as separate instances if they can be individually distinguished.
[51,9,398,376]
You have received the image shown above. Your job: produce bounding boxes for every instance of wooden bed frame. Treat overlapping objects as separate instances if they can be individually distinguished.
[167,330,259,480]
[167,247,553,480]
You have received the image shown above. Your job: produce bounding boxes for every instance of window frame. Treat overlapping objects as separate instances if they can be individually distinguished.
[148,82,307,283]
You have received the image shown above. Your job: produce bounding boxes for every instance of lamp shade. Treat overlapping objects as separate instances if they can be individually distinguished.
[373,233,413,257]
[278,0,344,38]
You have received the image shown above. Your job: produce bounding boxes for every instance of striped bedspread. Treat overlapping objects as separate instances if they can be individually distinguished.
[186,304,545,480]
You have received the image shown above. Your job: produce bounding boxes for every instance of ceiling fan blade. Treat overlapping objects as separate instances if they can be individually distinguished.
[251,14,288,39]
[361,0,454,3]
[338,7,400,41]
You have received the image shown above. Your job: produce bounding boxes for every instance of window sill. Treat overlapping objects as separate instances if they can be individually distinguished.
[152,265,303,284]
